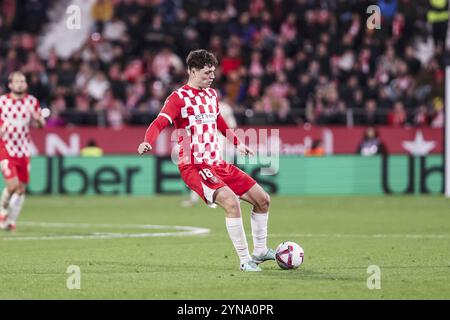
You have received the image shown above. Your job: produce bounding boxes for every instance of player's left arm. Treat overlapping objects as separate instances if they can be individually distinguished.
[0,104,5,137]
[0,119,5,138]
[217,114,254,156]
[31,99,46,129]
[212,88,254,156]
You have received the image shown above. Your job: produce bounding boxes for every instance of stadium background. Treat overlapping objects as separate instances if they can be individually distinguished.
[0,0,447,196]
[0,0,449,300]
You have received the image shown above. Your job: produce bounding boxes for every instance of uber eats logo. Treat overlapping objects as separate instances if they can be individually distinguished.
[381,132,442,194]
[381,155,443,194]
[28,157,142,195]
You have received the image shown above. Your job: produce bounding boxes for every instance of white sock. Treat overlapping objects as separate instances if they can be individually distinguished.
[225,217,252,265]
[251,211,269,256]
[0,188,11,217]
[6,194,24,224]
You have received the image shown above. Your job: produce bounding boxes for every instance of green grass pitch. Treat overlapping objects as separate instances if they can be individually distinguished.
[0,195,449,299]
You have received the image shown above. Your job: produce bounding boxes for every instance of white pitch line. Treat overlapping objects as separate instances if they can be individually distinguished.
[2,222,448,241]
[18,221,207,231]
[269,233,450,239]
[1,221,210,241]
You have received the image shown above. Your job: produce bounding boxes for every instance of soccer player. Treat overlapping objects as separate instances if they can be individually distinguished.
[138,49,275,271]
[0,72,46,231]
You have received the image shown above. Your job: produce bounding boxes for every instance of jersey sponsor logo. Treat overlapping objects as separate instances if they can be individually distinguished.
[194,113,217,125]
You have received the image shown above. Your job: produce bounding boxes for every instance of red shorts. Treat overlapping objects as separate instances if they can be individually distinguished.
[0,156,30,184]
[179,162,256,207]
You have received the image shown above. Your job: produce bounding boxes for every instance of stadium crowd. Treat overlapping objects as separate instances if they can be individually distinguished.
[0,0,449,128]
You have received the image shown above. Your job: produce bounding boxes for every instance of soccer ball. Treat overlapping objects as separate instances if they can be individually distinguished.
[275,241,304,270]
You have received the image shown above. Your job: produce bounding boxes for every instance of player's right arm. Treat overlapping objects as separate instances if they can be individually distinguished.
[138,92,182,155]
[0,100,7,139]
[0,119,5,138]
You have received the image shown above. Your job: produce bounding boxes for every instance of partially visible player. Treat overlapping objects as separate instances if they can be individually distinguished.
[0,72,46,231]
[138,49,275,271]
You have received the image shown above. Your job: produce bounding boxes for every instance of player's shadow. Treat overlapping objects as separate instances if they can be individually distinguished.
[260,266,361,282]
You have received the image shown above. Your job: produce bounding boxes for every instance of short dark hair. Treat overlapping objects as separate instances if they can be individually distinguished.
[186,49,218,70]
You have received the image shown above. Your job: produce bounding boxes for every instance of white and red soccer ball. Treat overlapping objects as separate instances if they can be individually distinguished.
[275,241,304,270]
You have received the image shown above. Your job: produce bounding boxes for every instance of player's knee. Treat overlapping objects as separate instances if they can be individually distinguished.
[257,192,271,212]
[223,196,241,217]
[7,184,19,194]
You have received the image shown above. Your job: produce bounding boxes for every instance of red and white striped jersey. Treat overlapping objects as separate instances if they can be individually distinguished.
[0,93,40,158]
[144,85,240,165]
[164,85,222,165]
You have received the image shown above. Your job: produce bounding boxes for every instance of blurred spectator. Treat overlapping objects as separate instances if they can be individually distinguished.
[315,80,347,125]
[357,99,385,126]
[248,51,264,78]
[411,104,430,126]
[4,49,19,75]
[103,15,127,41]
[340,75,360,106]
[271,45,286,73]
[255,72,291,122]
[87,72,110,101]
[28,73,49,106]
[45,47,59,72]
[125,80,145,111]
[151,47,183,84]
[75,63,94,92]
[1,0,16,27]
[80,139,104,157]
[279,13,297,43]
[91,0,114,34]
[357,127,386,156]
[430,97,444,128]
[403,45,422,76]
[75,93,90,112]
[22,51,44,74]
[305,139,325,157]
[57,61,77,89]
[106,100,125,129]
[45,106,65,128]
[224,70,244,105]
[387,101,407,126]
[221,44,243,77]
[377,87,393,110]
[22,0,48,33]
[426,0,448,50]
[124,58,144,83]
